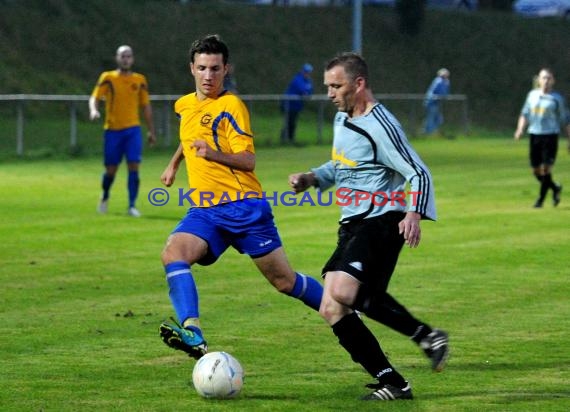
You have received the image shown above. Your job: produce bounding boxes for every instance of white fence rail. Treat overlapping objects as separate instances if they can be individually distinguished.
[0,93,469,156]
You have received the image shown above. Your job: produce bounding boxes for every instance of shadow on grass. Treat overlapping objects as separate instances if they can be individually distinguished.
[420,389,570,402]
[447,360,570,372]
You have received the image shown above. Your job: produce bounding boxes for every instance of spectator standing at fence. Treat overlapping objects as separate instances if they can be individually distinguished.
[423,68,450,135]
[289,52,449,401]
[514,67,569,208]
[89,45,156,217]
[280,63,314,145]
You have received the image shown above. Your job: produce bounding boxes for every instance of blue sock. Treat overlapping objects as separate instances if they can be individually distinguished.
[128,170,139,208]
[287,272,323,311]
[165,261,199,326]
[102,173,114,200]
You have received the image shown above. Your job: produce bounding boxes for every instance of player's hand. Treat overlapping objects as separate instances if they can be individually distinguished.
[192,140,212,159]
[89,109,100,121]
[288,172,314,193]
[161,167,177,187]
[514,130,522,140]
[148,131,157,147]
[398,212,422,248]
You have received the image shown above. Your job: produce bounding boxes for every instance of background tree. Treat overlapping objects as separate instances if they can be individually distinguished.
[396,0,426,36]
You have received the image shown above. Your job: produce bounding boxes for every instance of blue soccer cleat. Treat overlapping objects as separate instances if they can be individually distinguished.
[159,319,208,360]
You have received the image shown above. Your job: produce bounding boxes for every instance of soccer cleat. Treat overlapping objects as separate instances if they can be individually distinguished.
[127,207,141,217]
[159,321,207,360]
[362,382,413,401]
[420,328,449,372]
[98,199,108,214]
[553,184,562,206]
[533,199,544,208]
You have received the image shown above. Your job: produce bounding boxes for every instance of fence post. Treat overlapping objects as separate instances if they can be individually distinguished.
[163,100,171,147]
[70,101,78,148]
[16,100,24,156]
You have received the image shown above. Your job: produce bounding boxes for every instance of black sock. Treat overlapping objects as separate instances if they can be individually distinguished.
[354,291,432,343]
[543,173,557,190]
[539,176,549,201]
[331,312,406,387]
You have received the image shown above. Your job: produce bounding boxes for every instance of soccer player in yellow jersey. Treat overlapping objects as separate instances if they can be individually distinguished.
[157,34,323,359]
[89,45,156,217]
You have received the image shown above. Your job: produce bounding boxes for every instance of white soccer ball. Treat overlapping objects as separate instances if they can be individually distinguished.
[192,351,244,399]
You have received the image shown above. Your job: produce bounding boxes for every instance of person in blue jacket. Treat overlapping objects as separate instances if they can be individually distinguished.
[423,68,450,135]
[280,63,314,144]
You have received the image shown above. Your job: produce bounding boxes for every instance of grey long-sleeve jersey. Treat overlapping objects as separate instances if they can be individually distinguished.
[312,103,436,223]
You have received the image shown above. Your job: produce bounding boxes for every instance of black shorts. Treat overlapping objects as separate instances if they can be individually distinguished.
[529,134,558,168]
[322,211,406,292]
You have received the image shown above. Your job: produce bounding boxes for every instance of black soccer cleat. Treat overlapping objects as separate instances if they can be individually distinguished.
[362,382,413,401]
[420,328,450,372]
[553,184,562,206]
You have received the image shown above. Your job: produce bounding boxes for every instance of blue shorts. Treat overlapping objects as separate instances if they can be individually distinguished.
[172,198,283,265]
[103,126,143,166]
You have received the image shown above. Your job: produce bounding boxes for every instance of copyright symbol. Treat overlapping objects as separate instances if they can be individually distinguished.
[148,188,169,206]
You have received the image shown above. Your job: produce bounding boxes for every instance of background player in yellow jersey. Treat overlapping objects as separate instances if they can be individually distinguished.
[89,45,156,217]
[157,34,323,359]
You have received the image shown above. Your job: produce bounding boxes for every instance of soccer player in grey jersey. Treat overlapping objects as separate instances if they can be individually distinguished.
[289,52,449,401]
[514,67,569,208]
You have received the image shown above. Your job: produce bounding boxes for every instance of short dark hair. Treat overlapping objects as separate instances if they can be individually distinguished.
[325,52,368,83]
[189,34,229,65]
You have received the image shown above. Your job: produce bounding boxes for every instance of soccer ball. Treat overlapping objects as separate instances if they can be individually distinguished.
[192,351,244,399]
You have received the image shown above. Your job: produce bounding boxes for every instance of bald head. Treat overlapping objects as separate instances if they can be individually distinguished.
[116,45,134,72]
[116,45,133,56]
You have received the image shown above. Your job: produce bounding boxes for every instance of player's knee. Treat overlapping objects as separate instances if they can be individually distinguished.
[160,239,187,266]
[319,295,348,324]
[327,283,354,307]
[160,247,175,266]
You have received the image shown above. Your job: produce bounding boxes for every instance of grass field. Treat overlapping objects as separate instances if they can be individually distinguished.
[1,136,569,411]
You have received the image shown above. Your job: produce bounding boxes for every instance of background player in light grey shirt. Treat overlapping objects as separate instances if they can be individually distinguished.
[514,67,570,208]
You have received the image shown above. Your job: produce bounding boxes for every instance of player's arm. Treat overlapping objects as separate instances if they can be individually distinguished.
[289,159,336,193]
[161,144,185,187]
[514,115,527,140]
[288,172,316,193]
[142,104,157,146]
[192,140,255,171]
[88,95,101,121]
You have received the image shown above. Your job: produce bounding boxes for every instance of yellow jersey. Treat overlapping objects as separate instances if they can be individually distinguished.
[91,70,150,130]
[175,91,262,207]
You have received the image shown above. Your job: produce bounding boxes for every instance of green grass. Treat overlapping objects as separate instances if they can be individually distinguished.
[1,136,570,411]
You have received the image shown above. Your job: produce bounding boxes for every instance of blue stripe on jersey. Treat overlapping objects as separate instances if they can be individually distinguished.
[212,111,253,150]
[371,105,431,216]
